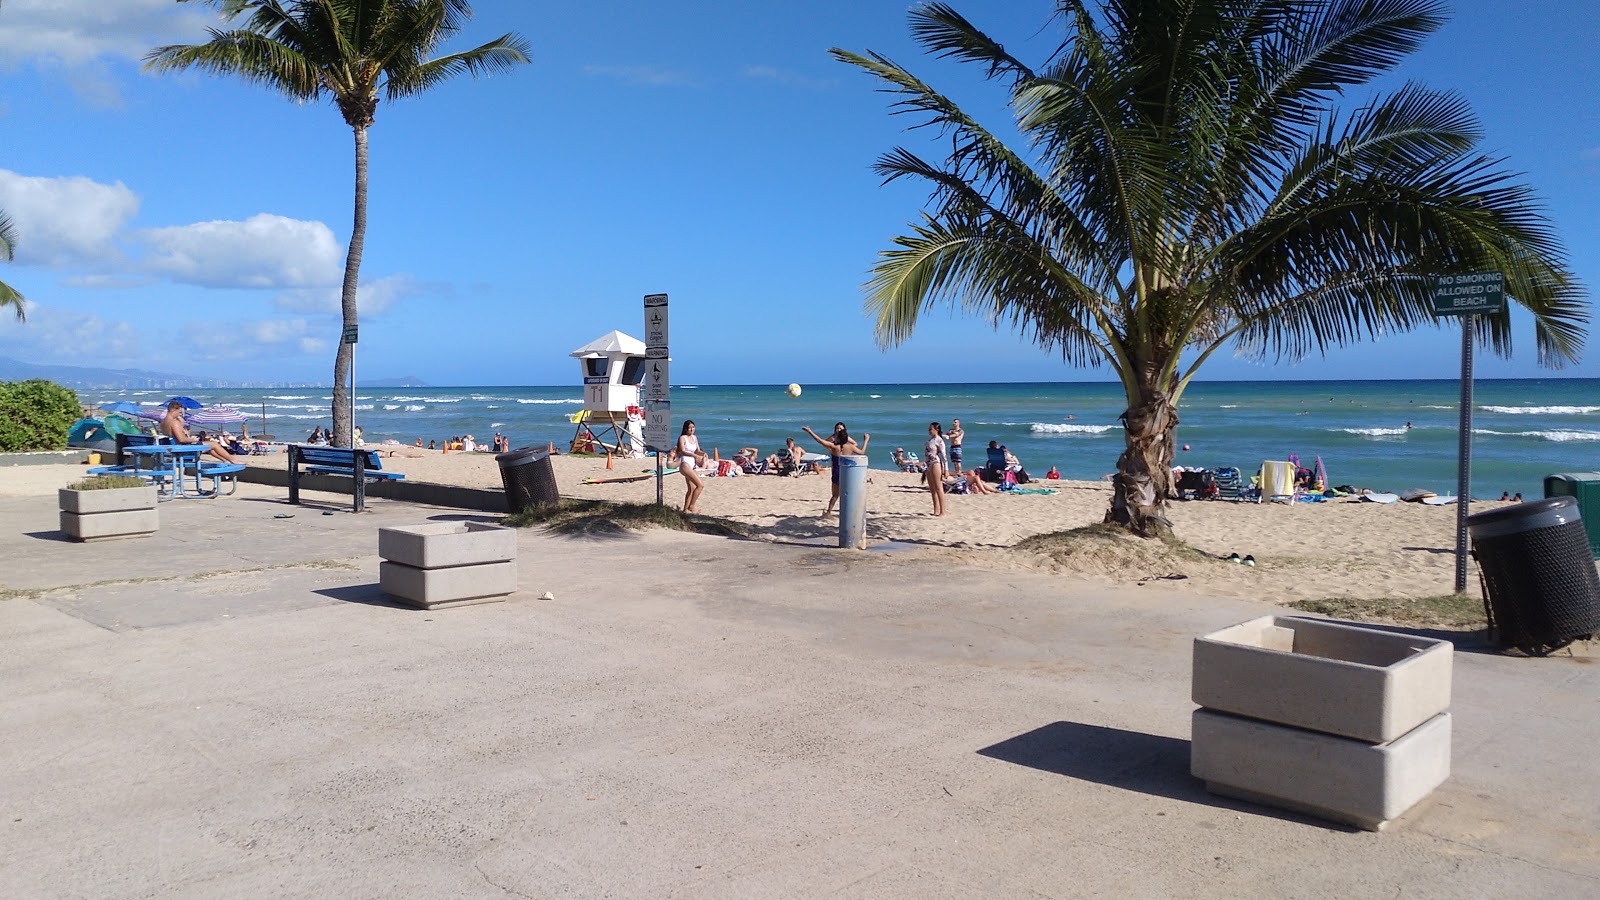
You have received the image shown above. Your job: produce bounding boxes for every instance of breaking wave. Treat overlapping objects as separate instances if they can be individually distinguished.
[1031,423,1118,435]
[1480,405,1600,415]
[1475,429,1600,442]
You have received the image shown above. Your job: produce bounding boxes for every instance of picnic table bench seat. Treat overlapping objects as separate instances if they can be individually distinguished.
[287,445,404,511]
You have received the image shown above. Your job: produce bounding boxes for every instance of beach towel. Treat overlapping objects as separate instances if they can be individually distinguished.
[1009,487,1059,495]
[1260,460,1296,502]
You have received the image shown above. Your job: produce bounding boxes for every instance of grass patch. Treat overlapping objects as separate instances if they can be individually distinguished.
[67,475,147,490]
[503,499,747,538]
[1288,593,1486,629]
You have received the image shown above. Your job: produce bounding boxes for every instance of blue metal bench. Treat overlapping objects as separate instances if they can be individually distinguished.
[287,445,403,512]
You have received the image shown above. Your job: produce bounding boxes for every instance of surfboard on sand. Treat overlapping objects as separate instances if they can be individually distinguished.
[1421,495,1458,506]
[1399,488,1437,502]
[581,473,654,485]
[1359,492,1400,504]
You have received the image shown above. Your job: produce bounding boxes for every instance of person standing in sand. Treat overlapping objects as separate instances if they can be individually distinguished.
[802,422,869,516]
[923,421,948,516]
[947,418,964,474]
[675,420,707,513]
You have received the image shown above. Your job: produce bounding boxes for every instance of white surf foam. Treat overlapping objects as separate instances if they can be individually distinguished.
[1480,405,1600,415]
[515,398,582,405]
[404,405,426,412]
[1475,428,1600,442]
[1339,427,1408,437]
[1031,423,1117,435]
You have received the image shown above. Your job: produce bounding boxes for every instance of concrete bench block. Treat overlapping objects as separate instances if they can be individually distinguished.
[379,560,517,610]
[1193,615,1452,742]
[377,522,515,569]
[59,508,159,542]
[1191,708,1451,832]
[58,485,159,515]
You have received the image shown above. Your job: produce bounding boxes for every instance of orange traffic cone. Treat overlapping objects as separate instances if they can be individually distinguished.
[548,441,555,454]
[605,451,614,470]
[442,442,449,454]
[713,447,720,461]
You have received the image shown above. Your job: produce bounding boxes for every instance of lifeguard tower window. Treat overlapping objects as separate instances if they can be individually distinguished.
[584,358,608,378]
[620,357,645,386]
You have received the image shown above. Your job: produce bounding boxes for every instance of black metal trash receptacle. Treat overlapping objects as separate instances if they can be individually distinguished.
[1468,496,1600,654]
[497,447,560,514]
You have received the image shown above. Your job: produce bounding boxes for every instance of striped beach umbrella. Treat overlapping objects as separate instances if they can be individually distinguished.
[185,405,249,427]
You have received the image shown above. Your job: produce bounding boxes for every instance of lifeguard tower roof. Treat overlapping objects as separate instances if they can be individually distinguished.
[569,330,645,358]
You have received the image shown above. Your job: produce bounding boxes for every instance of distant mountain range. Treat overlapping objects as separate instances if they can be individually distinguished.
[0,356,427,391]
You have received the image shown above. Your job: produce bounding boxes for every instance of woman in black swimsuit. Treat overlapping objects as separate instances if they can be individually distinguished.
[801,421,869,516]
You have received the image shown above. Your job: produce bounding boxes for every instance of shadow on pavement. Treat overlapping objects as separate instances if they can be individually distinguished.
[23,531,74,543]
[313,583,411,610]
[977,720,1354,830]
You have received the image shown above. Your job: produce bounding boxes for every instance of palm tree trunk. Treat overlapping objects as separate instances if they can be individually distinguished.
[332,125,369,448]
[1104,384,1178,536]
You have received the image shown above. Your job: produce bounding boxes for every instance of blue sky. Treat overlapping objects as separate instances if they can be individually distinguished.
[0,0,1595,387]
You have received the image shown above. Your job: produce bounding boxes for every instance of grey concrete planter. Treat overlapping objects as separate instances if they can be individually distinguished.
[1191,708,1452,832]
[378,522,517,609]
[58,485,159,542]
[1192,615,1453,742]
[1190,615,1454,831]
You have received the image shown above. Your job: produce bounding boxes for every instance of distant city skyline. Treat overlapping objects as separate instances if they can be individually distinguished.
[0,1,1594,387]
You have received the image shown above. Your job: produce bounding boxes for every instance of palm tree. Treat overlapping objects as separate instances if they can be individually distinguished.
[833,0,1586,535]
[146,0,529,447]
[0,211,24,321]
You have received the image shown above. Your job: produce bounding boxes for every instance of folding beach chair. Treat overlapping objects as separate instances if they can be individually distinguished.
[1211,467,1244,500]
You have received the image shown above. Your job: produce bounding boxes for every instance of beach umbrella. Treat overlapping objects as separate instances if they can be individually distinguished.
[164,396,204,410]
[99,401,143,416]
[133,407,166,421]
[185,405,249,427]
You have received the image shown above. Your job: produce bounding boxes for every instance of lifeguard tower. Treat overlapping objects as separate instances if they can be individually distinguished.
[568,330,647,456]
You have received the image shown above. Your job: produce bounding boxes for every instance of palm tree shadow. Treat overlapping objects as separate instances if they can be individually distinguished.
[976,720,1354,830]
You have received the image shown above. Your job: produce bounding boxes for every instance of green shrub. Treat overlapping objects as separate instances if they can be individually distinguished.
[67,475,147,490]
[0,379,81,452]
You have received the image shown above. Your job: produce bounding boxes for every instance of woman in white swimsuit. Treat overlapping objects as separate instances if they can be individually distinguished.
[676,420,707,513]
[924,421,948,517]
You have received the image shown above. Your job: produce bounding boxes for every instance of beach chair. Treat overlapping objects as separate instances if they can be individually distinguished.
[1259,460,1297,504]
[983,446,1007,482]
[1211,466,1244,500]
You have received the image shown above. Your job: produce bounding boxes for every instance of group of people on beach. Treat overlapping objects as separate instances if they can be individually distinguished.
[667,416,1059,518]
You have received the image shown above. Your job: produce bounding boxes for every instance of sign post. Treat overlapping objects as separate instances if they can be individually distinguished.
[1431,272,1505,593]
[341,324,359,447]
[643,293,670,505]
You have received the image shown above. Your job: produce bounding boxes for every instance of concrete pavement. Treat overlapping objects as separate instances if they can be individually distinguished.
[2,480,1597,898]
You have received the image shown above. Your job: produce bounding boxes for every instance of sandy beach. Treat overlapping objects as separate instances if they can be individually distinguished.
[223,446,1500,606]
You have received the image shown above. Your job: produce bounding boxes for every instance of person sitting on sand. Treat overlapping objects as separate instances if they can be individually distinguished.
[160,401,238,464]
[1046,466,1060,480]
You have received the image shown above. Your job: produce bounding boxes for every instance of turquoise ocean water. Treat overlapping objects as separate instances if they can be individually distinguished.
[100,379,1598,497]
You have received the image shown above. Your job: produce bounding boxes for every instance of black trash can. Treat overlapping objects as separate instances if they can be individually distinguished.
[1467,496,1600,655]
[496,447,560,514]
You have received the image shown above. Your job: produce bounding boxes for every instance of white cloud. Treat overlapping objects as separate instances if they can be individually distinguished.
[272,274,422,317]
[139,214,344,289]
[0,169,139,267]
[179,316,331,362]
[0,0,218,66]
[583,64,701,87]
[742,65,837,91]
[0,302,141,363]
